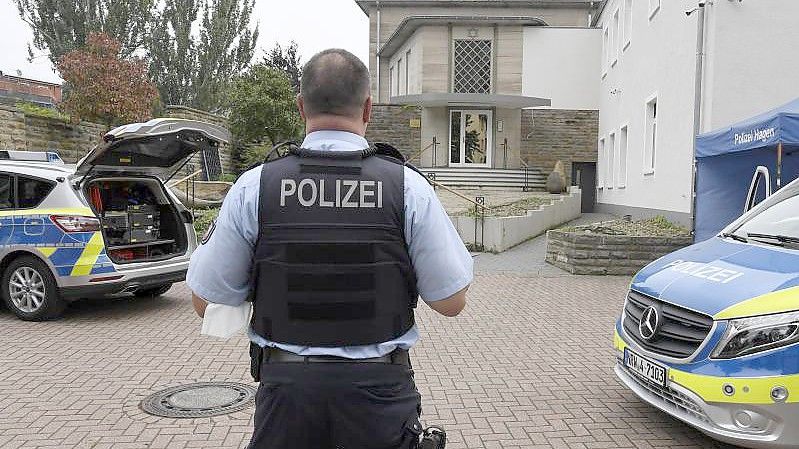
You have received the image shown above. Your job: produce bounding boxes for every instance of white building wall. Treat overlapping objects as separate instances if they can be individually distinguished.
[522,27,601,110]
[596,0,699,221]
[703,0,799,130]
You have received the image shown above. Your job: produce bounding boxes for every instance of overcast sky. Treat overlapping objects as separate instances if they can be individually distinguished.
[0,0,369,84]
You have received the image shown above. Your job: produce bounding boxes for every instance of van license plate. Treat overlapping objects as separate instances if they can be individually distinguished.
[624,348,667,387]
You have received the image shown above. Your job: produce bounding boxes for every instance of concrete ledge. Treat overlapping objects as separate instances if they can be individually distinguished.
[545,229,692,275]
[452,187,582,253]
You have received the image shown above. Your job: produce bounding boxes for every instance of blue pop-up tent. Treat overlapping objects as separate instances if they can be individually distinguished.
[694,98,799,241]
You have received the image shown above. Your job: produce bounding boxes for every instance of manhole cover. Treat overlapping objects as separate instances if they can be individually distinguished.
[140,382,257,418]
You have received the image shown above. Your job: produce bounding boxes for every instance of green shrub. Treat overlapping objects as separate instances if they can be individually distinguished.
[15,102,71,122]
[218,173,237,183]
[649,215,688,233]
[194,208,220,237]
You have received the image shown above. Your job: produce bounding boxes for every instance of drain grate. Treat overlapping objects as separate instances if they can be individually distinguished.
[140,382,257,418]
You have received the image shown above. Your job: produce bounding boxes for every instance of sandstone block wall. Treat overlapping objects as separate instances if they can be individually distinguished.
[365,104,422,161]
[546,230,692,275]
[0,104,105,163]
[521,109,598,185]
[0,104,232,179]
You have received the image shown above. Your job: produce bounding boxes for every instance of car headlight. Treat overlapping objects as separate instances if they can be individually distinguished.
[712,311,799,359]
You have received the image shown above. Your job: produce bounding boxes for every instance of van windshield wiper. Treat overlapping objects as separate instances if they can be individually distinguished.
[721,232,748,243]
[747,232,799,247]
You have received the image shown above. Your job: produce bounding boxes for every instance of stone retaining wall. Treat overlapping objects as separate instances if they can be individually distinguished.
[545,231,692,275]
[0,104,106,163]
[0,103,232,178]
[452,187,582,253]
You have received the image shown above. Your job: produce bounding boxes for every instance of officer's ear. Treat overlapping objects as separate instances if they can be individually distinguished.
[362,96,372,124]
[297,94,307,121]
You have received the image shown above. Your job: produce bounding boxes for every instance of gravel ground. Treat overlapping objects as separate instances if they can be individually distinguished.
[560,217,690,237]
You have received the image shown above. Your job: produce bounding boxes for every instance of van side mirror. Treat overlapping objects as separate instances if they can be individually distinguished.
[745,166,772,213]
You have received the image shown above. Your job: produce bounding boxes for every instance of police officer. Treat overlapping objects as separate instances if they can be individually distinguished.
[187,48,473,449]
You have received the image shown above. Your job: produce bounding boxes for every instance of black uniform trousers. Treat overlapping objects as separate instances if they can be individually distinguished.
[248,358,423,449]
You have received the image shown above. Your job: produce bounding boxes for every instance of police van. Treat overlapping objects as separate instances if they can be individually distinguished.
[614,175,799,448]
[0,119,229,321]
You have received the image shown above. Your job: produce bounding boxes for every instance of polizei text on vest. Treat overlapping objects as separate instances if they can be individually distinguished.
[280,178,384,208]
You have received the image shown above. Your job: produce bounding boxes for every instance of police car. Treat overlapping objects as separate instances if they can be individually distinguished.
[0,118,229,321]
[614,176,799,448]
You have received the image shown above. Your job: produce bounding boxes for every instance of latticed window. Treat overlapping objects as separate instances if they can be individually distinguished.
[453,39,492,94]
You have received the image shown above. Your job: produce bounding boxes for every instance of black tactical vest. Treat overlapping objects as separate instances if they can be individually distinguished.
[251,146,418,347]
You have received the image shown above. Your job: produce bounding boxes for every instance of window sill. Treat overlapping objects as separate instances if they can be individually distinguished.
[618,185,626,189]
[643,170,655,176]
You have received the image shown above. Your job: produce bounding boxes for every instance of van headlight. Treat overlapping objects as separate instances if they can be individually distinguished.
[712,311,799,359]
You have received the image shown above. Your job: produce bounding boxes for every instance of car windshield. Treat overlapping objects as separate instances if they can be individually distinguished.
[734,189,799,240]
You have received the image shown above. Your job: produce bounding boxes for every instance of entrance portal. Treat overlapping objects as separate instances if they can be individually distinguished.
[449,110,492,167]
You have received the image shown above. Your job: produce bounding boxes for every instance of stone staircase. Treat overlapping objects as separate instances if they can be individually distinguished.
[417,167,547,190]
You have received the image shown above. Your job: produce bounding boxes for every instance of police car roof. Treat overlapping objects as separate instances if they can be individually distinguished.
[0,159,76,179]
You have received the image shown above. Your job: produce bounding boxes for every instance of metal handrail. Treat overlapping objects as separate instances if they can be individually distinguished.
[166,169,203,188]
[426,177,488,210]
[408,137,439,167]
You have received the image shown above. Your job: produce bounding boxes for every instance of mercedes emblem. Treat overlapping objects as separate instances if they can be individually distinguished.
[639,306,660,341]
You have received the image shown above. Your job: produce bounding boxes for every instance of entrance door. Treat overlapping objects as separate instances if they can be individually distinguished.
[449,110,492,167]
[572,162,596,212]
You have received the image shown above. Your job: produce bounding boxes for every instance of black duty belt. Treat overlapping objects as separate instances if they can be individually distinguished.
[264,346,410,366]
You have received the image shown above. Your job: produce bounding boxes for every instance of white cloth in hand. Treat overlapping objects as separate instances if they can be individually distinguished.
[201,303,251,339]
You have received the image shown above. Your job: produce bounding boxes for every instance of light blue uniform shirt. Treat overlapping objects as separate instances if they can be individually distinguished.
[187,130,473,358]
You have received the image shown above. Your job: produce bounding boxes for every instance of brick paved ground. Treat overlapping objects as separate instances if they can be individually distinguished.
[0,226,739,448]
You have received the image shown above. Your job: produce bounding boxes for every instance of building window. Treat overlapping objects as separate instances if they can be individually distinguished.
[397,58,404,95]
[623,0,633,50]
[649,0,660,20]
[644,97,657,174]
[389,66,395,97]
[598,138,605,188]
[405,49,411,94]
[453,39,492,94]
[602,27,609,76]
[608,131,616,188]
[619,125,628,187]
[611,9,620,66]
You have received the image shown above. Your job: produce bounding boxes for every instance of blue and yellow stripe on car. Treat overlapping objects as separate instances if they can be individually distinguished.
[615,328,799,405]
[0,208,117,277]
[714,286,799,320]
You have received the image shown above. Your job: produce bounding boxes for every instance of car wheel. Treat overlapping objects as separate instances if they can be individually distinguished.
[134,283,173,297]
[2,255,65,321]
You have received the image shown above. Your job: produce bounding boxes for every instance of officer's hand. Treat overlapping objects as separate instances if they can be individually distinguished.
[192,292,209,317]
[426,285,468,317]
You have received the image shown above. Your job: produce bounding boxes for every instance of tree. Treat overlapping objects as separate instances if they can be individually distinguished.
[264,41,302,94]
[15,0,258,112]
[226,65,302,169]
[148,0,259,111]
[14,0,154,64]
[57,33,159,126]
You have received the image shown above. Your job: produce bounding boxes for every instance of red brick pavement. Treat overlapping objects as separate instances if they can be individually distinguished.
[0,275,738,449]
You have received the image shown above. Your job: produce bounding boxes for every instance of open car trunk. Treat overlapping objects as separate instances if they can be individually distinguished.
[86,177,188,264]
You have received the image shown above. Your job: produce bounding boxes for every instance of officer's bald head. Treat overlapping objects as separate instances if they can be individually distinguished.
[300,49,371,119]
